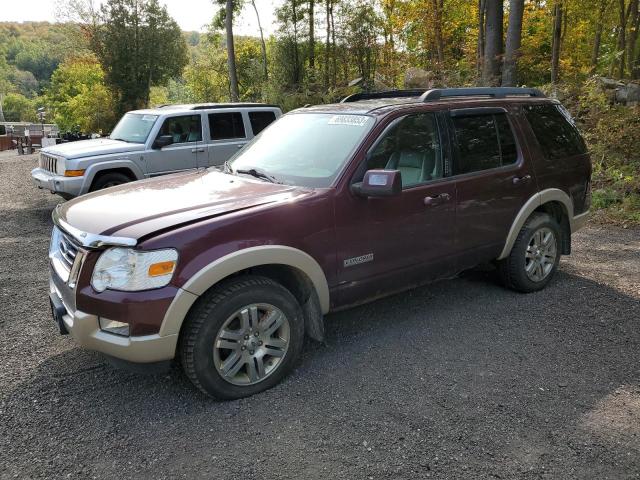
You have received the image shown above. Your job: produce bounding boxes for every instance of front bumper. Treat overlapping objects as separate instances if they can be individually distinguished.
[50,279,178,363]
[31,168,84,197]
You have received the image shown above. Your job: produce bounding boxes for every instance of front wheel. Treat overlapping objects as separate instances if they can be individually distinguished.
[90,172,131,191]
[179,276,304,400]
[498,212,561,293]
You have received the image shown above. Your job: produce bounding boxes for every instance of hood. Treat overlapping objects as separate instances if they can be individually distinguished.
[43,138,145,159]
[56,170,310,241]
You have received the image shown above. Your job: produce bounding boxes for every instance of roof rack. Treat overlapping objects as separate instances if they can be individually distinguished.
[341,87,545,103]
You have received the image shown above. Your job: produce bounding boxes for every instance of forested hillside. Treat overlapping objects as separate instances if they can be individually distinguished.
[0,0,638,222]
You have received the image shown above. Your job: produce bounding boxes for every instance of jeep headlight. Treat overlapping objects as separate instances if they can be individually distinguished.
[91,247,178,292]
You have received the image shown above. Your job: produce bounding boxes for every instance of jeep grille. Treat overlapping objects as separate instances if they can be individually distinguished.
[40,153,58,174]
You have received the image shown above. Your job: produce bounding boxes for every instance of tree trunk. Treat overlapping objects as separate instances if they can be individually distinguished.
[591,2,609,73]
[502,0,525,86]
[330,2,337,87]
[431,0,445,68]
[225,0,239,101]
[309,0,315,70]
[551,1,563,84]
[477,0,486,78]
[616,0,628,78]
[324,0,330,87]
[482,0,503,86]
[627,0,639,78]
[251,0,268,81]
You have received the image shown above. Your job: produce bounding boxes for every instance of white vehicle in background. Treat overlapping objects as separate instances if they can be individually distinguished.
[31,103,282,199]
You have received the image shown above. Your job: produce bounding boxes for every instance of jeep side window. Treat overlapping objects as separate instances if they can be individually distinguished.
[158,115,202,144]
[209,112,246,140]
[523,104,587,159]
[365,113,443,188]
[249,111,277,135]
[451,113,517,175]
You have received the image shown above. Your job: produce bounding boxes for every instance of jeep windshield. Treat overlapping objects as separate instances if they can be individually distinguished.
[110,113,158,144]
[228,112,375,188]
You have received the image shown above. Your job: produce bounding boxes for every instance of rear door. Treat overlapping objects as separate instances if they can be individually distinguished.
[145,114,203,176]
[204,111,249,167]
[448,107,537,268]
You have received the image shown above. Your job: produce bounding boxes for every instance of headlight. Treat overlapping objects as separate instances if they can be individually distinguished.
[91,247,178,292]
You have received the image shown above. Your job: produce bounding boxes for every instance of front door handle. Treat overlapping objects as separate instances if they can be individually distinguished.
[423,193,451,206]
[512,174,532,185]
[191,147,205,153]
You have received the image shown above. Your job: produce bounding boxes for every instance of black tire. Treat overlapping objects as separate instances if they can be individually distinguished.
[179,275,304,400]
[497,212,562,293]
[90,172,131,191]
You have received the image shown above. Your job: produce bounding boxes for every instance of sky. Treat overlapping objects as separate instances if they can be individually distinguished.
[0,0,281,36]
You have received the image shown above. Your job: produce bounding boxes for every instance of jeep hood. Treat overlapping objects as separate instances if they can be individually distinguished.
[55,170,309,242]
[43,138,145,159]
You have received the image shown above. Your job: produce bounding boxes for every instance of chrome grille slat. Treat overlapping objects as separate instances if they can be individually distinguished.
[40,153,59,174]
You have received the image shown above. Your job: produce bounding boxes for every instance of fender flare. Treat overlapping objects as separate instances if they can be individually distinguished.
[81,159,145,193]
[497,188,574,260]
[159,245,331,337]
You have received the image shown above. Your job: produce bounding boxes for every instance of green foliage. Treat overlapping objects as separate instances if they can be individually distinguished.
[90,0,188,115]
[1,93,37,122]
[45,56,116,133]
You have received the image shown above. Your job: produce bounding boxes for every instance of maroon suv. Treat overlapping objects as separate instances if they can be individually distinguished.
[48,87,591,399]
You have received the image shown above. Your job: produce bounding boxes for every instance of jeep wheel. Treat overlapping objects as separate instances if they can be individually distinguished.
[498,212,561,293]
[90,172,131,191]
[180,276,304,400]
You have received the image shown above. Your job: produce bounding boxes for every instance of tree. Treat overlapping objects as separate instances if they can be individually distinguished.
[482,0,503,86]
[90,0,187,115]
[2,93,36,122]
[550,0,563,84]
[225,0,240,101]
[502,0,525,86]
[591,1,613,73]
[250,0,269,80]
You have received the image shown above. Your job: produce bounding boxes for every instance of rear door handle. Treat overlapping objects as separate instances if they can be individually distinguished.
[512,174,531,185]
[191,147,205,153]
[423,192,451,206]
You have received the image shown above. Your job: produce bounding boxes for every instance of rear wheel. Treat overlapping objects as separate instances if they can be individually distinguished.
[90,172,131,191]
[498,212,561,293]
[180,276,304,400]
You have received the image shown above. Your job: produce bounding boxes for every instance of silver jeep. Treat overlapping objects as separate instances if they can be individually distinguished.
[31,103,282,199]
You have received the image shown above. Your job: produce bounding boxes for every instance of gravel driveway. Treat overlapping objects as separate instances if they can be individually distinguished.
[1,151,639,479]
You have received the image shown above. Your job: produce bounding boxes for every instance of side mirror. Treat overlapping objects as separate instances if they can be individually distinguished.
[351,169,402,198]
[153,135,174,149]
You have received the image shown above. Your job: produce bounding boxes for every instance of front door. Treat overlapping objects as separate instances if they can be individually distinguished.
[447,107,538,268]
[334,112,457,307]
[145,114,203,176]
[204,111,249,167]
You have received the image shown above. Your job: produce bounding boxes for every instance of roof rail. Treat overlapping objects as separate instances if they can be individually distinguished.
[340,90,428,103]
[340,87,545,103]
[419,87,545,101]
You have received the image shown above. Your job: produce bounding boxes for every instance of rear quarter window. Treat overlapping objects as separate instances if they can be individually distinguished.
[249,111,277,135]
[524,104,587,159]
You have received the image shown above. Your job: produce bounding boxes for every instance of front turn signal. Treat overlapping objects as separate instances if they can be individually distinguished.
[64,169,86,177]
[148,261,176,277]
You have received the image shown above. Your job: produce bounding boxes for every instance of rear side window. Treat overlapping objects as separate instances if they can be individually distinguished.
[209,112,246,140]
[524,104,586,159]
[249,111,277,135]
[451,113,518,175]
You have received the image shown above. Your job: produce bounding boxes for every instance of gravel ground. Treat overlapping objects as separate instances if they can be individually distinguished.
[1,150,639,479]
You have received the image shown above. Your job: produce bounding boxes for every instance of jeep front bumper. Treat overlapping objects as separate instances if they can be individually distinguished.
[49,279,178,363]
[31,168,84,198]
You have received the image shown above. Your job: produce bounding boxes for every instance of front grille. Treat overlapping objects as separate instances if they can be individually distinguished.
[50,227,82,284]
[40,153,58,174]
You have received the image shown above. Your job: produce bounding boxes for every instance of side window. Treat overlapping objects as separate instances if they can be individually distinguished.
[209,112,246,140]
[365,113,442,188]
[524,104,587,159]
[249,111,277,135]
[158,115,202,143]
[451,113,518,175]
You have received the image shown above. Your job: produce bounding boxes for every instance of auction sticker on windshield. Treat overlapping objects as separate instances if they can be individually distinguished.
[141,115,158,122]
[328,115,370,126]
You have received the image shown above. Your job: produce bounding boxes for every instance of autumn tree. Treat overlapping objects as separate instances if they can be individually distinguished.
[482,0,503,85]
[502,0,525,86]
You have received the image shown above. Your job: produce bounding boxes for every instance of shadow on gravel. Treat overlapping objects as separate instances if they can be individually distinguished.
[2,269,639,478]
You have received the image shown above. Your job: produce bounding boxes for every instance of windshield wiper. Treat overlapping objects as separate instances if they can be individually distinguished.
[234,167,279,184]
[110,137,132,143]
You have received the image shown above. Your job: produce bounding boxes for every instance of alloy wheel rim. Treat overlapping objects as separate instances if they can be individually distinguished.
[213,303,290,386]
[525,227,557,282]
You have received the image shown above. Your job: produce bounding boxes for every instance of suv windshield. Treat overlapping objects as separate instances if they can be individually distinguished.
[110,113,158,144]
[229,112,375,187]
